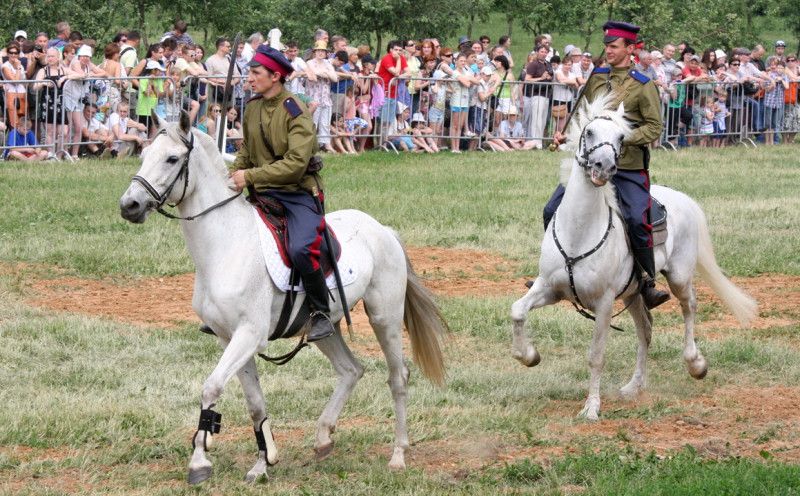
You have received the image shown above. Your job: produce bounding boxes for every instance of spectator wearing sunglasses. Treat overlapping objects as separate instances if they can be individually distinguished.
[2,42,29,129]
[782,56,800,143]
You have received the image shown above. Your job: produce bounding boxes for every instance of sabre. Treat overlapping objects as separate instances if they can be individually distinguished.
[549,48,606,152]
[218,32,242,152]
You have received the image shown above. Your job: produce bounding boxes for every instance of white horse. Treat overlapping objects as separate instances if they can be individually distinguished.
[119,113,448,484]
[511,95,757,420]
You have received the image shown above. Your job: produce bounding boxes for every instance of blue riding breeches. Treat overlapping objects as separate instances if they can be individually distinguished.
[263,190,329,275]
[542,168,653,250]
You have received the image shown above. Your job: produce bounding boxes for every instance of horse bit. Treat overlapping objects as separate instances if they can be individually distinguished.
[131,129,241,221]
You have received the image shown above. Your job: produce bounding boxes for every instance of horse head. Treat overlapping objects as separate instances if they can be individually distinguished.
[120,110,196,223]
[572,98,632,188]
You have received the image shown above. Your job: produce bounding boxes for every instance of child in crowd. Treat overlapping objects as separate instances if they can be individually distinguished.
[697,96,715,147]
[496,106,536,150]
[108,101,147,156]
[4,117,49,161]
[387,102,416,152]
[712,91,730,147]
[409,112,438,153]
[344,86,370,152]
[330,114,357,154]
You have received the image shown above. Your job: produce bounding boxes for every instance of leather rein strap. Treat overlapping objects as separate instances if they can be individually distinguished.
[131,129,241,221]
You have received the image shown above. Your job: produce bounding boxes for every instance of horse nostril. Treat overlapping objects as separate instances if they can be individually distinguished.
[594,162,603,168]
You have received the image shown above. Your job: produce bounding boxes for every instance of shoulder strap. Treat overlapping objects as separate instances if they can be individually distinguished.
[258,111,281,162]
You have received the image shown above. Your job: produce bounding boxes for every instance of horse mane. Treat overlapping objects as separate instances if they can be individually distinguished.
[558,91,632,215]
[163,123,231,179]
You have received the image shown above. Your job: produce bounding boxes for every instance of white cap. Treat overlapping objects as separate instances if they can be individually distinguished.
[481,65,493,75]
[267,28,285,51]
[396,102,408,114]
[507,105,518,115]
[715,49,726,59]
[145,60,165,71]
[650,50,663,59]
[569,47,582,56]
[564,44,575,57]
[411,112,425,123]
[77,45,92,57]
[14,30,27,40]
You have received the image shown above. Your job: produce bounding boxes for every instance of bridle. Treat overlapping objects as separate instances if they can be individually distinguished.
[575,116,621,169]
[552,115,634,330]
[131,129,240,221]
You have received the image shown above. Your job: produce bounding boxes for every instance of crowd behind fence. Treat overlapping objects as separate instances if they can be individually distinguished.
[2,73,798,161]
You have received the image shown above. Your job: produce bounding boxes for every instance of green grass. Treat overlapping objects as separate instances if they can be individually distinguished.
[1,145,799,493]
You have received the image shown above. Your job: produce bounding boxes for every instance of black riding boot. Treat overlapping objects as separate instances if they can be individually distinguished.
[633,247,671,309]
[301,269,336,342]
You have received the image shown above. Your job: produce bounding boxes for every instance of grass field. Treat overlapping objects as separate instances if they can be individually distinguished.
[1,145,800,494]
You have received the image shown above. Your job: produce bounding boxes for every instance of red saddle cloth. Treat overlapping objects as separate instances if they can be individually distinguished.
[251,202,341,278]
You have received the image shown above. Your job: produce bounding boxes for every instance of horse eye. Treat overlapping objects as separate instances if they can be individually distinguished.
[586,129,593,138]
[166,155,180,164]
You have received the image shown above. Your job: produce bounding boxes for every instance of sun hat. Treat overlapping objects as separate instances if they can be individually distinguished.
[396,102,408,114]
[714,49,726,59]
[507,105,518,115]
[313,40,329,52]
[77,45,92,57]
[411,112,425,123]
[458,36,470,46]
[480,65,493,75]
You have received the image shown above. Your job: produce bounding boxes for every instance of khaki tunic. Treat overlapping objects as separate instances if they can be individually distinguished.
[230,88,321,193]
[583,66,663,170]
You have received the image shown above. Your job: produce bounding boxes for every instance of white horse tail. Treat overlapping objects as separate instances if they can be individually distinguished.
[694,204,758,327]
[402,250,449,386]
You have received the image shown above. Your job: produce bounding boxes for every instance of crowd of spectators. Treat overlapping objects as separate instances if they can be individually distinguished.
[1,21,799,161]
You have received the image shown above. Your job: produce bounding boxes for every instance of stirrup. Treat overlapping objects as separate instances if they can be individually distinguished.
[640,279,670,310]
[306,311,335,342]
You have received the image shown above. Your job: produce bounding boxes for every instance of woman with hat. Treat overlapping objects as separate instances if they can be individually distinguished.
[305,40,339,152]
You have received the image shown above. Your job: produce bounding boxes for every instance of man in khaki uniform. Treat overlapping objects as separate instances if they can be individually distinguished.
[544,21,669,309]
[228,45,335,342]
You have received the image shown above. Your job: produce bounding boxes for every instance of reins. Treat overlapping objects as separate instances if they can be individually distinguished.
[131,129,241,221]
[553,117,636,331]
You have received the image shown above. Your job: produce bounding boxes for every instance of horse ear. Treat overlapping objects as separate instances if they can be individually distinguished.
[616,102,625,116]
[150,110,165,130]
[179,110,191,134]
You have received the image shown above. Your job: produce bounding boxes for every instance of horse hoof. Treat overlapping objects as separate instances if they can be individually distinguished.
[513,348,541,367]
[187,465,213,485]
[687,357,708,379]
[314,442,334,462]
[525,280,534,289]
[244,470,268,483]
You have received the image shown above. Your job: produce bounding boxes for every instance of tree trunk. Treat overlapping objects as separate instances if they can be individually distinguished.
[467,13,474,40]
[607,0,614,21]
[137,0,148,47]
[376,31,383,60]
[507,16,513,37]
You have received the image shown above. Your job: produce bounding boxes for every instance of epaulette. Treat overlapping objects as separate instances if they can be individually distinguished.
[592,67,611,75]
[246,94,263,104]
[629,70,650,84]
[283,97,303,118]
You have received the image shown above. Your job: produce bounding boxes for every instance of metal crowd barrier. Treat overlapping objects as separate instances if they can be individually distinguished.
[3,73,796,160]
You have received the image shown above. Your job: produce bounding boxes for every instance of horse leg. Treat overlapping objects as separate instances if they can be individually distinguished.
[619,295,652,399]
[312,322,365,462]
[367,306,411,470]
[237,357,279,483]
[187,327,262,485]
[669,278,708,379]
[578,291,614,421]
[510,277,558,367]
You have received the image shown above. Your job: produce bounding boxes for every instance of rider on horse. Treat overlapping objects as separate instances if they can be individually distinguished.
[227,45,336,342]
[546,21,670,310]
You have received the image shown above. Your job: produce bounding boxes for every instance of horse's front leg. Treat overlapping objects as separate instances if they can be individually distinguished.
[619,295,652,399]
[237,357,279,483]
[187,325,263,485]
[510,277,558,367]
[578,291,614,421]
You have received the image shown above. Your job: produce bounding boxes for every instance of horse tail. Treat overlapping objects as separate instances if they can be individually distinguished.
[392,234,449,387]
[694,204,758,327]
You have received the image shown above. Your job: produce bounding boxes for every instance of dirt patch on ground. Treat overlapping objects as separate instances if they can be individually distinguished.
[13,246,800,335]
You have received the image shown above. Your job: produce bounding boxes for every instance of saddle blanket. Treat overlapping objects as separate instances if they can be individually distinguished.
[252,208,358,293]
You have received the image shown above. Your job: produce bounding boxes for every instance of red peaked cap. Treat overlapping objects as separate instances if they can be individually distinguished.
[248,45,294,77]
[602,21,640,43]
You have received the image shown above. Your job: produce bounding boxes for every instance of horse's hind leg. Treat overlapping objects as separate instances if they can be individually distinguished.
[238,357,279,483]
[510,277,558,367]
[187,327,262,484]
[365,302,411,470]
[620,296,652,399]
[312,322,365,462]
[668,277,708,379]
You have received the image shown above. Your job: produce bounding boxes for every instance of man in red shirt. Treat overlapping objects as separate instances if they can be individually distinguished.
[377,40,407,138]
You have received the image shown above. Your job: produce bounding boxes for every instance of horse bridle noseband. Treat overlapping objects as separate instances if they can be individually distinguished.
[575,116,621,169]
[131,129,241,221]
